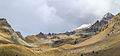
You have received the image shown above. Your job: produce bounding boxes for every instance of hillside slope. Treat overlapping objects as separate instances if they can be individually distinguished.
[0,18,30,46]
[38,13,120,56]
[76,13,120,47]
[0,44,35,56]
[0,19,36,56]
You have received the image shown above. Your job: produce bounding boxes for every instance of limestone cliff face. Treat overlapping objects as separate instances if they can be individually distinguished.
[0,18,30,46]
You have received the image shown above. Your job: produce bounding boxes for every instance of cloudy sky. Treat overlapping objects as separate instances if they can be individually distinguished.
[0,0,120,36]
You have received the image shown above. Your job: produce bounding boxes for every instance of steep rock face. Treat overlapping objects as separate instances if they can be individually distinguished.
[0,18,30,46]
[0,19,13,35]
[87,12,114,33]
[74,12,114,37]
[102,12,114,22]
[15,31,25,41]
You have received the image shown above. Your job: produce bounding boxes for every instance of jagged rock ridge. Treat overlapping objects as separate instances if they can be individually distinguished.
[0,18,30,46]
[74,12,114,37]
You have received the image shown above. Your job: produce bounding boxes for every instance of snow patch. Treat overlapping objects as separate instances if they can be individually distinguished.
[76,24,92,30]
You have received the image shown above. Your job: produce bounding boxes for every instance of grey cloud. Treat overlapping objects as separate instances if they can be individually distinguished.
[0,0,119,36]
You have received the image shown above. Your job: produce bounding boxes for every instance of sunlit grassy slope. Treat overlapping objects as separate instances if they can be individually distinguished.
[0,44,35,56]
[43,33,120,56]
[0,32,13,44]
[25,35,41,43]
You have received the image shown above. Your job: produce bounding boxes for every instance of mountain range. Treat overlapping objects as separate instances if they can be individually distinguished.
[0,12,120,56]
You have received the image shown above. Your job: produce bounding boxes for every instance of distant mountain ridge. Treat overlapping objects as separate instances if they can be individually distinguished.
[0,12,119,56]
[0,12,114,46]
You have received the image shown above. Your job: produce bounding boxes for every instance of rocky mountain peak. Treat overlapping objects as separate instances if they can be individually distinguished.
[0,18,8,23]
[102,12,114,21]
[0,18,6,20]
[0,18,11,27]
[73,12,115,37]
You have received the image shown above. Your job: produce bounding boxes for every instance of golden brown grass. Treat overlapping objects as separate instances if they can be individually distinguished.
[25,35,41,43]
[0,44,36,56]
